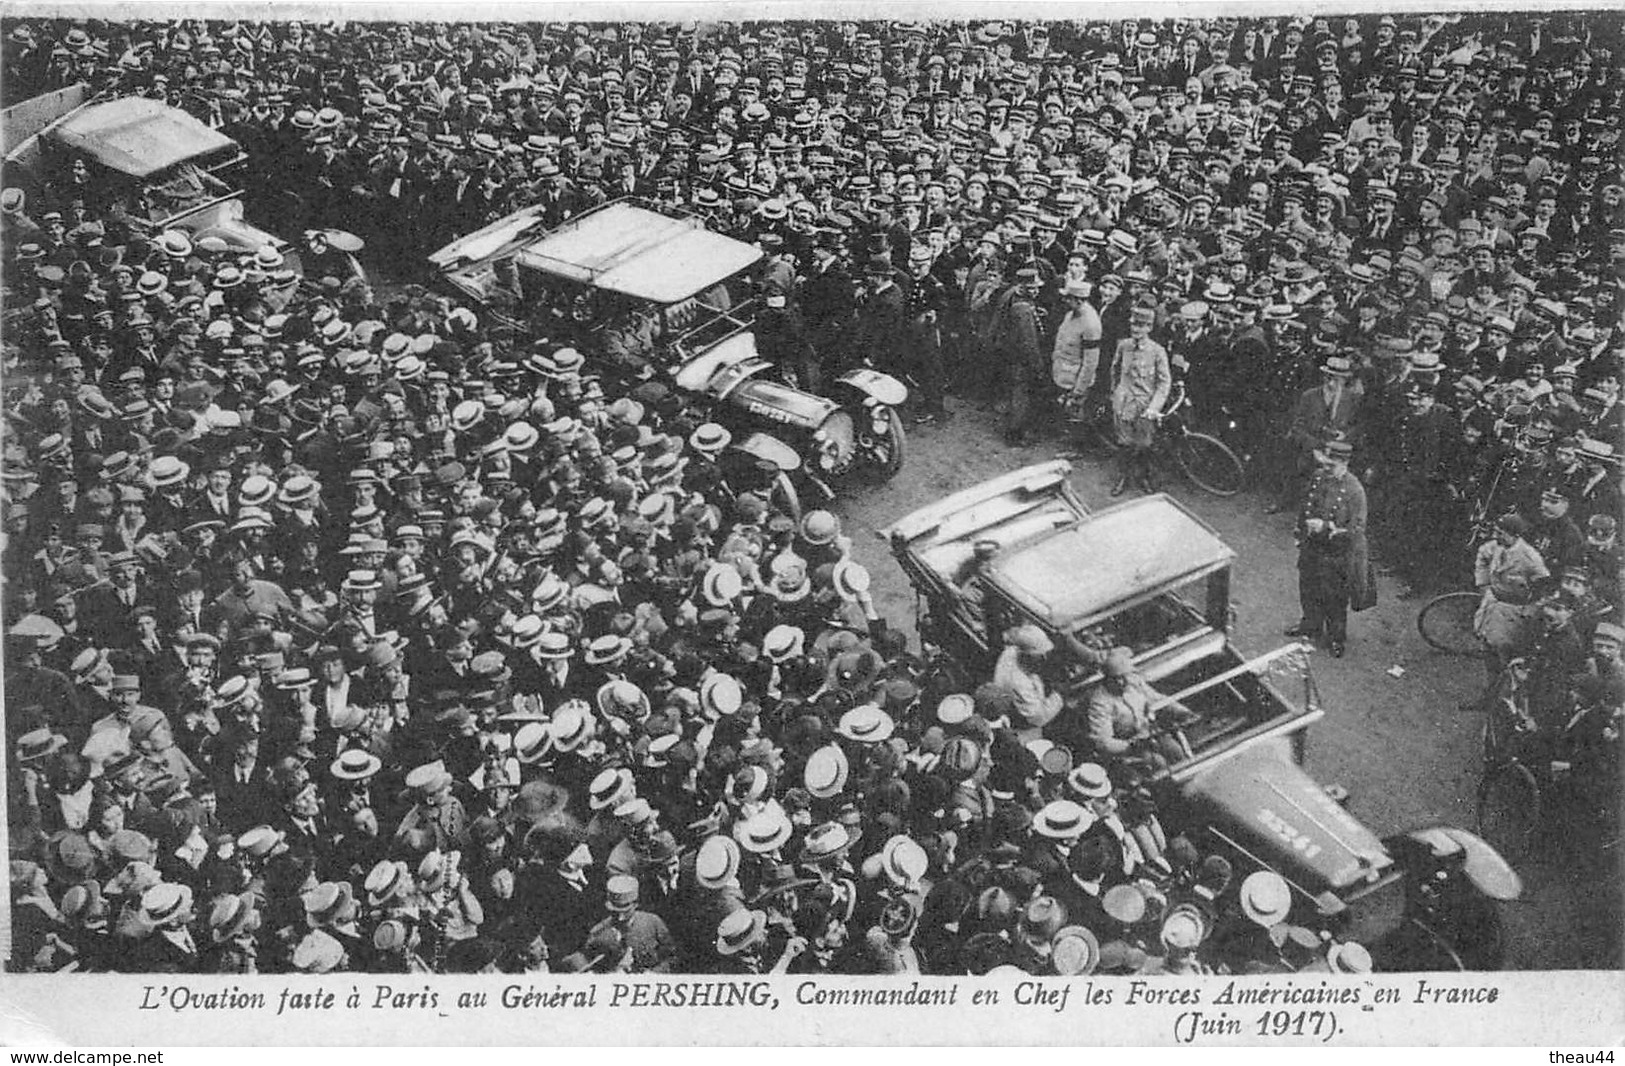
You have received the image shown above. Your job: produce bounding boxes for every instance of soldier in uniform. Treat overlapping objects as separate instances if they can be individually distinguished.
[1285,436,1370,658]
[800,232,855,380]
[994,265,1044,446]
[1583,515,1622,611]
[1108,303,1171,496]
[903,243,949,425]
[1383,382,1460,596]
[1527,487,1586,573]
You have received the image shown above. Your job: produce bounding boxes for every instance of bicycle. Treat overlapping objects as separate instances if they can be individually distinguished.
[1155,385,1247,497]
[1476,665,1622,868]
[1475,671,1542,863]
[1076,383,1246,497]
[1415,519,1499,655]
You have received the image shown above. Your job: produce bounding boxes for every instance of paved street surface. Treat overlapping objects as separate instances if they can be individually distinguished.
[827,393,1620,971]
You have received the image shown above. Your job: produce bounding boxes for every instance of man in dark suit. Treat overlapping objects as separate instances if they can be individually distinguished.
[800,235,856,377]
[78,549,149,648]
[1271,355,1364,512]
[274,777,335,877]
[4,633,81,747]
[513,826,604,959]
[211,729,281,833]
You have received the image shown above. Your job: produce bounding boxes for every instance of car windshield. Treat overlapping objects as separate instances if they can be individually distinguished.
[1072,571,1215,658]
[513,265,743,369]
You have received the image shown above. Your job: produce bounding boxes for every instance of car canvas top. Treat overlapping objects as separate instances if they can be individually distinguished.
[44,96,237,178]
[990,493,1236,631]
[428,200,762,307]
[426,203,552,302]
[515,201,761,304]
[884,460,1086,581]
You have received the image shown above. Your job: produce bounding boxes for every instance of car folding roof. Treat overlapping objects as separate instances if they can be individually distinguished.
[991,493,1235,629]
[514,202,761,304]
[46,97,236,178]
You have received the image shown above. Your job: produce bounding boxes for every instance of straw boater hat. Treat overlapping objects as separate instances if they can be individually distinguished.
[733,804,793,855]
[803,744,849,799]
[141,882,194,928]
[695,835,742,889]
[550,701,595,752]
[330,749,382,781]
[207,892,260,944]
[797,821,857,866]
[588,768,635,811]
[1239,870,1293,927]
[364,860,410,906]
[836,703,894,744]
[880,834,929,888]
[1067,762,1113,800]
[1033,799,1094,840]
[700,672,745,717]
[715,908,768,956]
[1051,925,1101,975]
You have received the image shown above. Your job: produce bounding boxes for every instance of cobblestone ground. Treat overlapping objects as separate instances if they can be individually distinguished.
[830,391,1620,971]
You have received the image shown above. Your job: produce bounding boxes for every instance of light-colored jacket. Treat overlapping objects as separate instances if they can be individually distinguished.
[1110,336,1172,421]
[992,645,1063,734]
[1474,537,1549,601]
[1052,303,1103,392]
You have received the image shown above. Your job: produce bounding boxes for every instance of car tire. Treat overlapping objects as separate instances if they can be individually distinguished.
[869,407,906,480]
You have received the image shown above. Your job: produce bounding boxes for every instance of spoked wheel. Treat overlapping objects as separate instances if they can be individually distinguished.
[1417,590,1484,655]
[1385,917,1469,972]
[1172,430,1245,496]
[771,471,803,526]
[866,407,907,480]
[1481,705,1525,764]
[1476,760,1541,866]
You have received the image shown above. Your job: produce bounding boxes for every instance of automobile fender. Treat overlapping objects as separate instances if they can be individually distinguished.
[733,431,802,472]
[168,195,286,253]
[837,367,908,407]
[1402,826,1523,901]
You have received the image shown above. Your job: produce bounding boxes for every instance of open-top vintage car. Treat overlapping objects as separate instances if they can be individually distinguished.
[428,198,907,493]
[4,87,298,275]
[884,460,1522,970]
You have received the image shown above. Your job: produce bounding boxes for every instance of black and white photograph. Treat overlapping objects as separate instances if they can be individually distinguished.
[0,2,1620,1046]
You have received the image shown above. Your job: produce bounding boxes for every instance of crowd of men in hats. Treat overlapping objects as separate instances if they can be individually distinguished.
[2,14,1623,976]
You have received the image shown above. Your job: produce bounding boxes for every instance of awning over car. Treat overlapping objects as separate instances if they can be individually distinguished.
[45,97,237,178]
[991,493,1234,629]
[515,202,762,304]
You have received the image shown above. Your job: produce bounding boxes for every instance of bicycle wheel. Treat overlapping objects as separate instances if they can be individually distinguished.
[1172,430,1245,496]
[1481,702,1525,764]
[1476,761,1541,866]
[1417,590,1483,655]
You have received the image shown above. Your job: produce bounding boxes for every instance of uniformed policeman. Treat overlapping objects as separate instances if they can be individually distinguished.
[1285,436,1370,658]
[1384,382,1460,596]
[904,243,949,425]
[994,265,1044,446]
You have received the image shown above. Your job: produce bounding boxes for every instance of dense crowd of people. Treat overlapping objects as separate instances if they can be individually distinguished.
[3,14,1622,976]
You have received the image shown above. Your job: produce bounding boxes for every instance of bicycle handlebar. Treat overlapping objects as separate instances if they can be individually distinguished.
[1151,383,1188,422]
